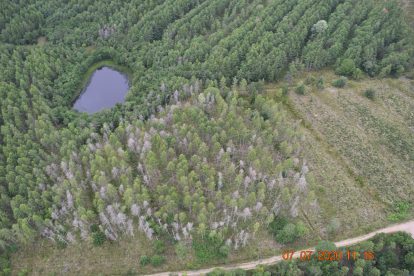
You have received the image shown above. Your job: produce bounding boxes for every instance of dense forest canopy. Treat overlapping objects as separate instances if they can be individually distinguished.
[0,0,413,273]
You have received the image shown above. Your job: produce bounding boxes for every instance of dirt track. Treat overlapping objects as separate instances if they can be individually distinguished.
[146,220,414,276]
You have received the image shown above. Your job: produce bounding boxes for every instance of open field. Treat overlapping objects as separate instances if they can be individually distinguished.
[268,72,414,240]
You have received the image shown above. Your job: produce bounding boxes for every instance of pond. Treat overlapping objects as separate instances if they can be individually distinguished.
[73,66,130,114]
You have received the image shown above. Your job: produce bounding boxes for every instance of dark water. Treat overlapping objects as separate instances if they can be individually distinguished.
[73,67,129,114]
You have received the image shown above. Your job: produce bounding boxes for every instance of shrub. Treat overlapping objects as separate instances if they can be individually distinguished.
[276,223,297,243]
[92,230,106,246]
[288,60,305,78]
[0,255,11,275]
[150,255,166,267]
[57,238,68,249]
[268,216,288,237]
[336,58,357,77]
[276,221,309,244]
[218,245,230,258]
[295,84,305,95]
[90,224,100,233]
[282,84,289,96]
[17,269,29,276]
[364,89,376,100]
[332,77,347,88]
[316,77,324,90]
[305,76,316,85]
[295,221,309,237]
[125,269,137,276]
[154,240,166,254]
[327,218,341,235]
[2,268,12,275]
[388,201,411,222]
[353,68,363,80]
[175,243,189,260]
[405,252,414,270]
[139,255,150,266]
[269,217,308,244]
[193,233,228,263]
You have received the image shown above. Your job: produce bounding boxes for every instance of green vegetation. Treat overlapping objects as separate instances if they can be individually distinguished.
[364,88,376,100]
[0,0,413,274]
[295,84,306,95]
[208,232,414,276]
[150,255,166,267]
[153,240,166,255]
[193,234,230,263]
[275,222,308,244]
[282,72,414,237]
[335,58,363,79]
[268,217,309,244]
[332,77,348,88]
[91,231,106,247]
[316,77,325,90]
[388,202,412,222]
[336,59,358,77]
[139,255,150,266]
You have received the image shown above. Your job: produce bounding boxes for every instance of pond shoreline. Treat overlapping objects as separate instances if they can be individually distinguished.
[73,64,131,114]
[71,60,132,107]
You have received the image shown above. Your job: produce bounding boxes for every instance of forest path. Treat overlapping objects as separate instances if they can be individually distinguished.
[146,220,414,276]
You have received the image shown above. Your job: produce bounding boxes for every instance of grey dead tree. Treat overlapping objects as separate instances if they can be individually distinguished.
[99,24,116,39]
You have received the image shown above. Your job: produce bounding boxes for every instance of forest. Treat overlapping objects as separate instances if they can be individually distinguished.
[0,0,413,274]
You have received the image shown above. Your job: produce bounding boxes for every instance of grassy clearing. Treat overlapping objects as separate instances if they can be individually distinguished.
[265,71,414,242]
[12,230,285,275]
[402,0,414,28]
[36,36,47,46]
[12,232,177,275]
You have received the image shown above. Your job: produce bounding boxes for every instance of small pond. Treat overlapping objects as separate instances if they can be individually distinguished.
[73,67,130,114]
